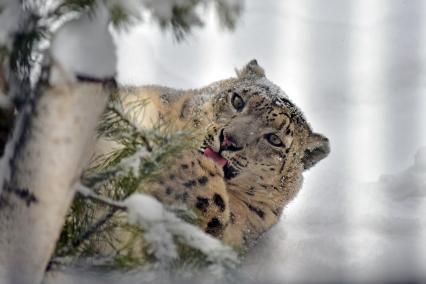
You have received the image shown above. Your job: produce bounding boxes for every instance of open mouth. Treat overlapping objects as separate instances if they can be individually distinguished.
[203,147,238,179]
[202,129,241,179]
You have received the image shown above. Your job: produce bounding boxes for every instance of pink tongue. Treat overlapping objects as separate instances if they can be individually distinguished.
[203,148,228,168]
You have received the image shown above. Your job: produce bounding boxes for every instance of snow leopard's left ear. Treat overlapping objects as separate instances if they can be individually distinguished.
[235,59,265,78]
[302,132,330,170]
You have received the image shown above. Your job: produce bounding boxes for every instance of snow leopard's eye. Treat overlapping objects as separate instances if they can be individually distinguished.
[231,93,245,111]
[265,133,283,147]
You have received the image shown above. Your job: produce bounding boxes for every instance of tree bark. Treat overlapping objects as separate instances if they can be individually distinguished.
[0,66,13,157]
[0,81,108,284]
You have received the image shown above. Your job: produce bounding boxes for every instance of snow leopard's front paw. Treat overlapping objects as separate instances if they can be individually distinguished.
[147,152,231,239]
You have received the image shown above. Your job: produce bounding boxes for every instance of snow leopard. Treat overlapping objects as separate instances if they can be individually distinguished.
[116,59,330,249]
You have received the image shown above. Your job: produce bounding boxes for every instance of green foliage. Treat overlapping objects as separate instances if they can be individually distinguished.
[9,28,46,77]
[147,0,242,41]
[54,90,238,274]
[60,0,98,13]
[0,46,8,59]
[215,0,243,30]
[109,4,133,29]
[55,92,199,268]
[158,0,204,41]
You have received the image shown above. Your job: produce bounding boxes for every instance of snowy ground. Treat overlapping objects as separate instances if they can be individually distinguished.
[111,0,426,282]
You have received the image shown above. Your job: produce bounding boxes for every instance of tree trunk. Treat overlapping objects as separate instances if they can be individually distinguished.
[0,81,108,284]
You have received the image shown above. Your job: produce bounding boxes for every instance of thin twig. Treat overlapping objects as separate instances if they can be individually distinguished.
[56,208,117,257]
[56,184,127,257]
[77,183,126,211]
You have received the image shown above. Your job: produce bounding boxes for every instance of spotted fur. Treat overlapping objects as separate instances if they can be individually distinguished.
[121,60,330,249]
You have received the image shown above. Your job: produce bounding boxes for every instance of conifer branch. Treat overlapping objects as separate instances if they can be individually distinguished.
[105,104,153,152]
[77,184,126,210]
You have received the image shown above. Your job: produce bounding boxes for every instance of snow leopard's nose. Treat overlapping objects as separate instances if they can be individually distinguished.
[219,128,243,153]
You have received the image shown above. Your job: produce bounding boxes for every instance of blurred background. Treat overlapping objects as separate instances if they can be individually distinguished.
[114,0,426,282]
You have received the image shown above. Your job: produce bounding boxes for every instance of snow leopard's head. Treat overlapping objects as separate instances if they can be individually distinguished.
[202,60,330,208]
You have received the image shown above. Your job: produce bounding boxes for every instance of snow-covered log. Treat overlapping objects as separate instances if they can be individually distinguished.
[0,78,110,284]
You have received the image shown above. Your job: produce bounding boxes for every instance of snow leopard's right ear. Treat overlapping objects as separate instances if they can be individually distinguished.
[235,59,265,79]
[302,132,330,170]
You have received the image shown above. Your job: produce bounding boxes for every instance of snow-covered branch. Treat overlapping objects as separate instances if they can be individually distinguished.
[72,185,238,270]
[77,183,126,210]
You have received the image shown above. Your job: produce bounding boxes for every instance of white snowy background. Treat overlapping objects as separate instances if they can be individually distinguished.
[112,0,426,282]
[2,0,424,283]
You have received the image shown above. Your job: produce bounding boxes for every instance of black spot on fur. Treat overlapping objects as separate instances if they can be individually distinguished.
[198,176,208,185]
[245,202,265,219]
[195,197,209,212]
[223,164,238,180]
[207,218,221,228]
[213,194,225,212]
[180,99,191,119]
[183,180,196,188]
[206,217,223,237]
[166,187,173,195]
[182,192,189,202]
[181,164,189,169]
[232,157,247,168]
